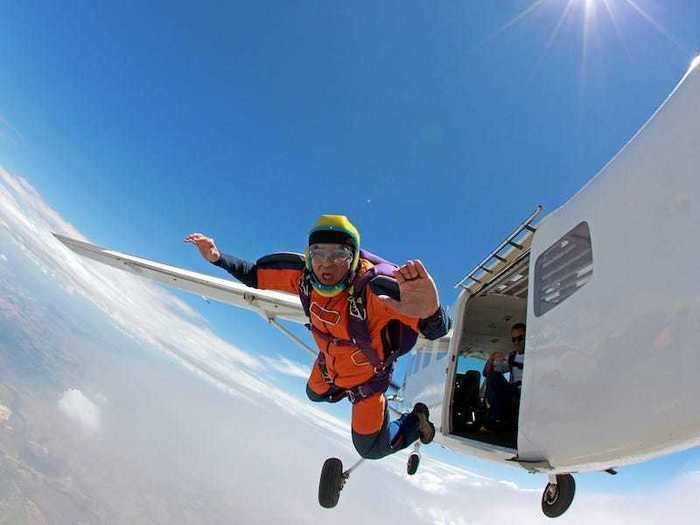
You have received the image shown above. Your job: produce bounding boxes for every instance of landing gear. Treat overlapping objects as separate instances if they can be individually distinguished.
[319,404,435,507]
[541,474,576,518]
[318,458,344,508]
[407,443,421,475]
[318,457,365,508]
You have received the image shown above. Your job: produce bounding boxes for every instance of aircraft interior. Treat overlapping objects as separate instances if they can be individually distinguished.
[450,251,530,451]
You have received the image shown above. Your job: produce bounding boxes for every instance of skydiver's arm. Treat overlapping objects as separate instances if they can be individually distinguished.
[185,233,303,292]
[418,305,450,340]
[369,276,450,340]
[212,254,258,287]
[212,252,305,294]
[371,259,450,338]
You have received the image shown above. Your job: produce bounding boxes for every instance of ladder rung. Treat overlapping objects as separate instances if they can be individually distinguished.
[454,205,543,289]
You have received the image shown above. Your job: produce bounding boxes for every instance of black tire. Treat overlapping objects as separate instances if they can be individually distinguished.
[541,474,576,518]
[318,458,344,509]
[407,453,420,476]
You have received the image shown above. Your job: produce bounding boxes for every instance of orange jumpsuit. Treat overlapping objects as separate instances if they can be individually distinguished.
[213,252,448,459]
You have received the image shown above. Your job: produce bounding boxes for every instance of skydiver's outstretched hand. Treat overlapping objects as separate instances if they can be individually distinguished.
[184,233,221,263]
[377,259,440,319]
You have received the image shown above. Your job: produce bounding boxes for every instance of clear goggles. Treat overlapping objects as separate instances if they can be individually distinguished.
[308,244,353,264]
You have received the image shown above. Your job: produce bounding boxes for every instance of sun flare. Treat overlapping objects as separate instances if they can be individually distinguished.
[491,0,687,75]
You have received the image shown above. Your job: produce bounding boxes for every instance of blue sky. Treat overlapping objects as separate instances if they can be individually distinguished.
[1,0,699,497]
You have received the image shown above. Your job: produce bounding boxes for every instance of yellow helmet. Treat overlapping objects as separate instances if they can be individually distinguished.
[306,215,361,296]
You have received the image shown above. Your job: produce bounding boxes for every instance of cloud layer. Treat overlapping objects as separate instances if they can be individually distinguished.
[2,167,700,524]
[0,167,340,426]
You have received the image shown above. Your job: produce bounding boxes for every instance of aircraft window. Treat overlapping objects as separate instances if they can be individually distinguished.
[534,221,593,316]
[436,350,447,360]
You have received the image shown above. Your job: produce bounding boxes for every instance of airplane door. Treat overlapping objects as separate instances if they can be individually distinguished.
[516,61,700,471]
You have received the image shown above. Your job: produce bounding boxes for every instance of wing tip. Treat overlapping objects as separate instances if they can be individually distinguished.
[52,232,72,247]
[52,232,79,248]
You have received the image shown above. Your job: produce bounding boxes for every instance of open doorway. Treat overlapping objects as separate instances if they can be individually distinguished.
[449,254,530,451]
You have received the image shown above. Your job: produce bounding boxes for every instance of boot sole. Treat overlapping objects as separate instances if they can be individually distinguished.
[416,412,436,444]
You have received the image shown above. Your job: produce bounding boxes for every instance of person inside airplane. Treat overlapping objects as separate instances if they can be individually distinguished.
[185,215,450,461]
[483,323,526,429]
[508,322,526,389]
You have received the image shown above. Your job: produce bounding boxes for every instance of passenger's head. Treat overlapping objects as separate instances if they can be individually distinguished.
[306,215,360,296]
[511,322,526,352]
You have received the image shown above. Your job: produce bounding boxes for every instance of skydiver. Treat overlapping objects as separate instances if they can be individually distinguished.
[185,215,450,460]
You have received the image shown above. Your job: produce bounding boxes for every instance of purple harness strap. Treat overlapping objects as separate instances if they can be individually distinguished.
[308,324,383,370]
[314,349,397,404]
[300,249,403,403]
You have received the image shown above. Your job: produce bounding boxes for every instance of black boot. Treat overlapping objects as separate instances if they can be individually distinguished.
[412,402,436,444]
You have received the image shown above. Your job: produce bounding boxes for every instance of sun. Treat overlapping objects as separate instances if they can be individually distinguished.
[491,0,686,74]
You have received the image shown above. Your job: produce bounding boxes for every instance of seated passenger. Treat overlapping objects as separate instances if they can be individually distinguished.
[483,323,526,428]
[508,322,526,390]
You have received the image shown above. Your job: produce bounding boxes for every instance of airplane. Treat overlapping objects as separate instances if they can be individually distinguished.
[53,55,700,518]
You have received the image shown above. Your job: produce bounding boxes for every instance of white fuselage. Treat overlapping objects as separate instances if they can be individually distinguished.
[401,57,700,474]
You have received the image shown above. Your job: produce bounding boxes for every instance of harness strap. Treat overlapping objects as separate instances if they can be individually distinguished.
[345,370,392,404]
[315,345,399,404]
[315,347,334,384]
[299,255,405,404]
[306,323,383,370]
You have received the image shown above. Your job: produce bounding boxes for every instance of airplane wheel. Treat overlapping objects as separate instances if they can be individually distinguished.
[541,474,576,518]
[318,458,345,509]
[407,453,420,476]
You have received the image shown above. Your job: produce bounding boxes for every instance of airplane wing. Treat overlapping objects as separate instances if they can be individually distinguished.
[54,233,446,398]
[52,233,308,325]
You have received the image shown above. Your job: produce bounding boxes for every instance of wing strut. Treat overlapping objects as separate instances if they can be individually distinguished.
[263,315,318,358]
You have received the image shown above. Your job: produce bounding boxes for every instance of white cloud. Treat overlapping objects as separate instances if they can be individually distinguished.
[348,451,700,525]
[58,389,101,435]
[0,169,259,379]
[261,355,311,379]
[0,403,12,422]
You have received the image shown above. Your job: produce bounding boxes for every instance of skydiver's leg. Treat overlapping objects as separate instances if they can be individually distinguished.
[351,394,422,460]
[351,394,392,459]
[305,357,342,403]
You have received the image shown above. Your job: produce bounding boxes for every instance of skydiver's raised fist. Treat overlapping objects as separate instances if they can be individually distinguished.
[376,259,440,319]
[184,232,221,263]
